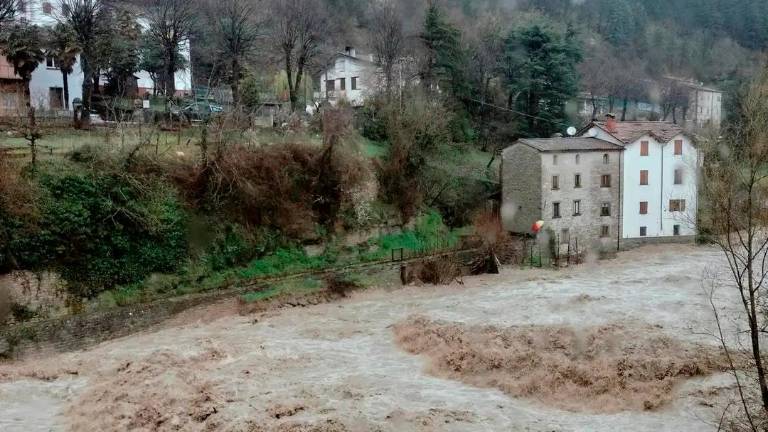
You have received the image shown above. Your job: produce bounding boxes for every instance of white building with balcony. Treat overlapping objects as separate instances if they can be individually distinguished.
[316,47,377,107]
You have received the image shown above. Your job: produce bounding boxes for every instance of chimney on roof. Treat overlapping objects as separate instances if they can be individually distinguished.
[605,113,618,133]
[345,46,356,58]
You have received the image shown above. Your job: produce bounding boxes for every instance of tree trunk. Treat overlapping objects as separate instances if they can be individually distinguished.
[231,57,240,109]
[165,44,177,110]
[284,50,298,112]
[23,79,37,171]
[62,70,70,110]
[80,56,93,129]
[621,98,628,121]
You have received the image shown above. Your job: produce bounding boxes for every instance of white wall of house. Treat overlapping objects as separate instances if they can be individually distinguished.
[13,0,193,111]
[318,54,377,107]
[583,127,699,240]
[691,88,722,128]
[29,57,84,111]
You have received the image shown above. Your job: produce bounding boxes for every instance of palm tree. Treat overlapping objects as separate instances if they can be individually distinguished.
[2,23,45,106]
[47,23,80,110]
[1,22,45,168]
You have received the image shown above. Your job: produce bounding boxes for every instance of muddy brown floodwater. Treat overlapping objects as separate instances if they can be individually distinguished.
[0,244,742,431]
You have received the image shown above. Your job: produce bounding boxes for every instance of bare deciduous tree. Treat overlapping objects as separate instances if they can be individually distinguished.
[59,0,109,128]
[702,68,768,431]
[0,0,18,30]
[209,0,262,109]
[270,0,330,112]
[145,0,196,101]
[368,0,405,98]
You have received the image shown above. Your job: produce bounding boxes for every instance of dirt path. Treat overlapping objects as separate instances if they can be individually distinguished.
[0,245,740,431]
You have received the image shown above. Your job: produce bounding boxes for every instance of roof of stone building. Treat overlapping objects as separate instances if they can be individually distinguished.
[516,137,624,153]
[587,121,686,144]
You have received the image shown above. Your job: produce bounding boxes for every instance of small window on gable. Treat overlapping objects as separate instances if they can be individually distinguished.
[603,153,609,164]
[553,154,558,165]
[640,141,649,156]
[674,140,683,155]
[575,154,580,164]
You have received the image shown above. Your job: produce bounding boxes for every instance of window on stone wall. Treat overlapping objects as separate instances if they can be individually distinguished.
[603,154,609,164]
[575,154,580,164]
[573,200,581,216]
[601,202,611,217]
[601,174,611,188]
[553,202,561,219]
[351,77,358,90]
[552,175,559,190]
[574,174,581,188]
[561,228,569,244]
[600,225,610,238]
[553,154,558,165]
[339,78,346,91]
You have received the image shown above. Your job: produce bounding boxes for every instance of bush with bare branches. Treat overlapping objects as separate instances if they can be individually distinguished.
[172,142,372,241]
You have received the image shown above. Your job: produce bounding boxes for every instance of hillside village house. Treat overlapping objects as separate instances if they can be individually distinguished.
[502,137,624,252]
[315,46,416,108]
[502,117,700,251]
[578,78,723,130]
[316,47,376,107]
[0,0,192,115]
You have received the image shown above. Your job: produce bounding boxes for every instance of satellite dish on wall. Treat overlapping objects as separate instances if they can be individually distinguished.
[566,126,577,136]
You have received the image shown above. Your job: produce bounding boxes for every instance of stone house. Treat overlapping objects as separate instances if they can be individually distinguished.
[502,137,624,252]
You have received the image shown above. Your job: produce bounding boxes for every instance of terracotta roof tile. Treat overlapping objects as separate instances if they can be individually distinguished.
[593,121,685,144]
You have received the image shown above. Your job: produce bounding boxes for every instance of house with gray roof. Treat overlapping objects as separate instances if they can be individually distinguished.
[502,137,624,252]
[502,116,701,253]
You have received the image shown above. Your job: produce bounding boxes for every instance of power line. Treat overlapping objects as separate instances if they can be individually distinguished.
[467,97,574,129]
